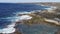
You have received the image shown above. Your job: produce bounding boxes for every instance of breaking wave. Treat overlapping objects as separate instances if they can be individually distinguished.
[0,11,32,33]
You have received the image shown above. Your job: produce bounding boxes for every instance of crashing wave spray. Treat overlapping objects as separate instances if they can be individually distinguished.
[0,18,16,33]
[0,11,32,34]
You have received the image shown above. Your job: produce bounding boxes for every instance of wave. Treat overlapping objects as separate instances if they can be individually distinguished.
[0,23,15,33]
[7,15,32,22]
[14,11,32,16]
[0,12,32,33]
[44,6,57,10]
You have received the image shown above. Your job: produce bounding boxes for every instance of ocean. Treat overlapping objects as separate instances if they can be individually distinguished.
[0,3,59,34]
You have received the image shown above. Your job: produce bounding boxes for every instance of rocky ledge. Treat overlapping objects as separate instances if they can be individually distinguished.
[14,6,60,34]
[16,7,60,26]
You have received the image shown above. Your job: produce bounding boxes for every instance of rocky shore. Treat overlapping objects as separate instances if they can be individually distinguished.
[1,5,59,34]
[16,7,60,25]
[12,6,60,34]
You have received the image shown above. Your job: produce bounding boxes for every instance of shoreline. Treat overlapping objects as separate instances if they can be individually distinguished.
[0,4,60,34]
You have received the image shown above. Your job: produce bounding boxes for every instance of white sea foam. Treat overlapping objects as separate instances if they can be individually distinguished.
[13,15,32,22]
[3,15,32,22]
[44,6,57,10]
[0,23,15,33]
[19,15,32,20]
[0,10,44,33]
[14,11,31,16]
[0,14,32,33]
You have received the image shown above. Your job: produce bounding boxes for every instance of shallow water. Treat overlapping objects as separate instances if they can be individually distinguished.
[16,24,60,34]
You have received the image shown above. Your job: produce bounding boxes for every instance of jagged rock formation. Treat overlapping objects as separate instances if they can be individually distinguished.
[18,7,60,26]
[14,5,60,34]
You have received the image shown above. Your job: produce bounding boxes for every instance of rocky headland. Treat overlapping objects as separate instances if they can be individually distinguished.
[16,7,60,25]
[13,6,60,34]
[0,3,60,34]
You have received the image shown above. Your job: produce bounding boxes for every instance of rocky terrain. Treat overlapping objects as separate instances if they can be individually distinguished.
[13,6,60,34]
[12,3,60,34]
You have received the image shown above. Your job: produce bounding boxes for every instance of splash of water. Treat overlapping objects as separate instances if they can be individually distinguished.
[0,11,32,33]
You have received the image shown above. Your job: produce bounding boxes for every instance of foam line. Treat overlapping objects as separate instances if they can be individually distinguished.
[0,23,15,33]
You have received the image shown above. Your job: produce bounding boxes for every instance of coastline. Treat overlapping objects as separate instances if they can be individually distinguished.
[14,5,60,26]
[0,3,60,34]
[10,5,60,34]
